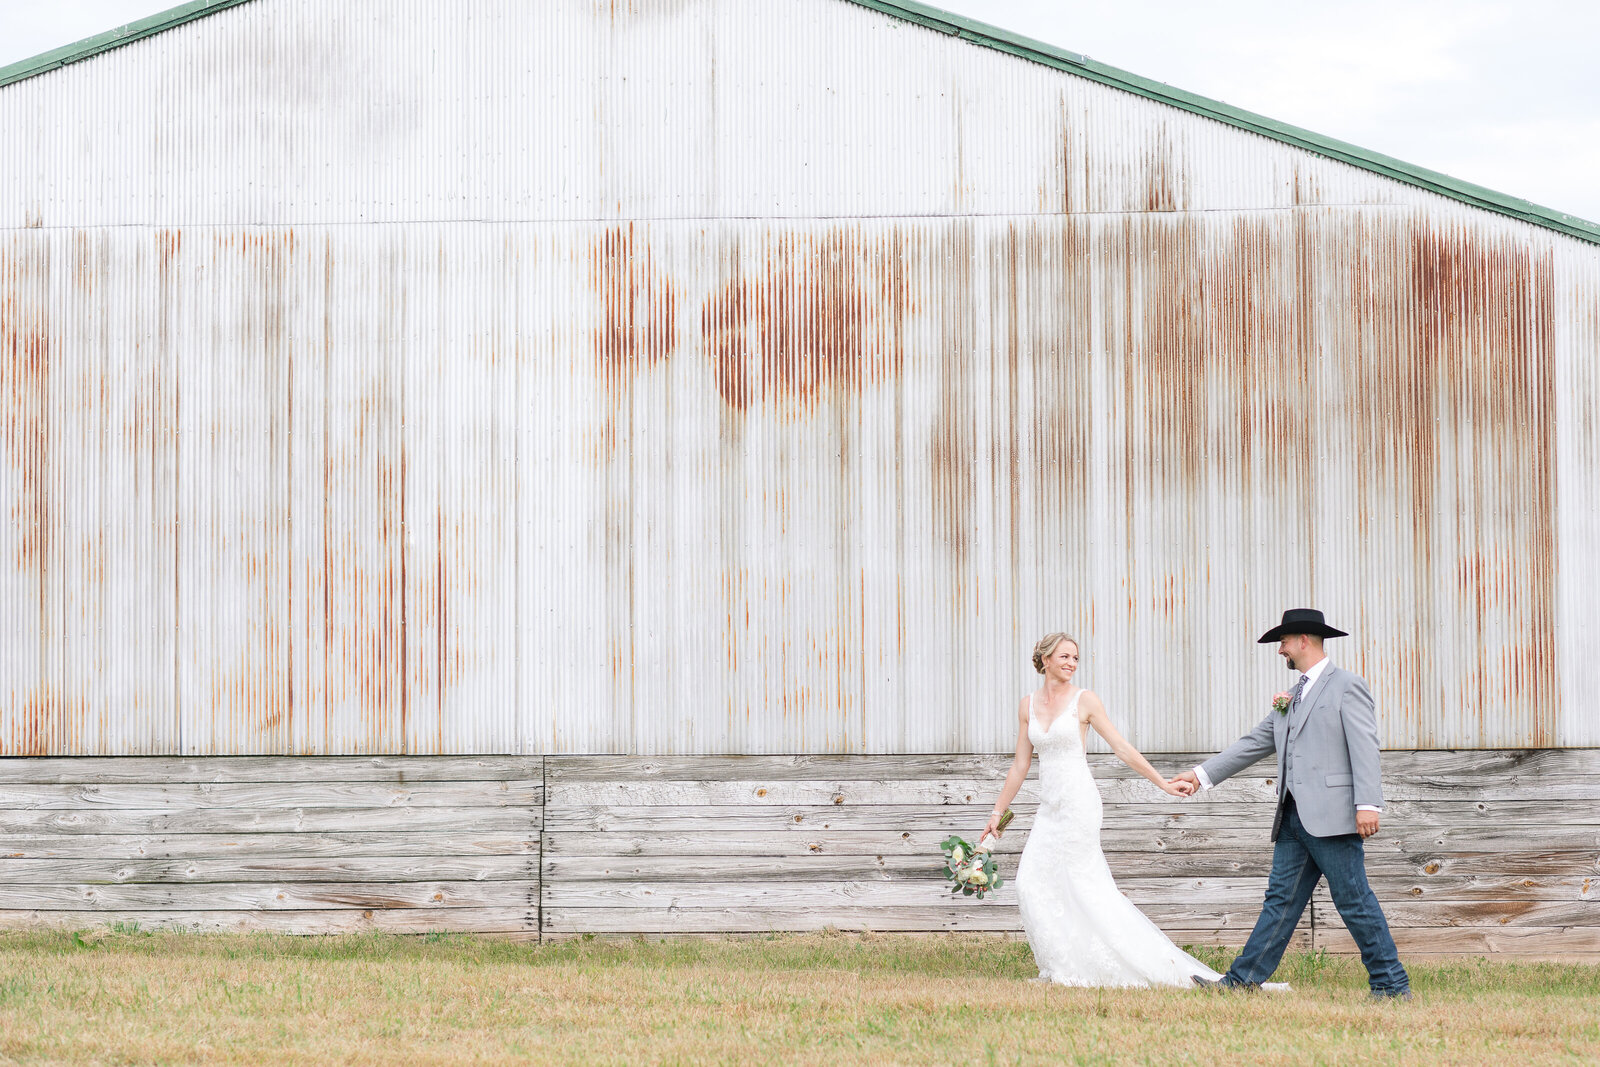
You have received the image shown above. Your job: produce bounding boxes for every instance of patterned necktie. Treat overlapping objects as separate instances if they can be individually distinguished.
[1288,673,1309,715]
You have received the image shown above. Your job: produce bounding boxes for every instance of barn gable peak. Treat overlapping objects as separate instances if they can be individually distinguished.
[1,0,1596,244]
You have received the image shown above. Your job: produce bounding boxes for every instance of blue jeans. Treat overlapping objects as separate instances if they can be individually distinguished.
[1226,797,1409,992]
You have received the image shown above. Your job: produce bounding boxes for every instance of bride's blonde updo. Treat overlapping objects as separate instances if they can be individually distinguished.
[1031,632,1079,673]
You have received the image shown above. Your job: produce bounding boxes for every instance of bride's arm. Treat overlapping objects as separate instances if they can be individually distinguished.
[1081,691,1191,797]
[982,698,1034,839]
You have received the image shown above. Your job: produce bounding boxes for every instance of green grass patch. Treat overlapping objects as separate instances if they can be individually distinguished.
[0,931,1595,1064]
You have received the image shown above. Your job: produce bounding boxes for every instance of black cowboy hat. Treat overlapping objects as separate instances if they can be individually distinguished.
[1257,608,1349,643]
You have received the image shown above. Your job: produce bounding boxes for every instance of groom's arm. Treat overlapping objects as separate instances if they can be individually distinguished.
[1340,675,1384,810]
[1194,714,1277,789]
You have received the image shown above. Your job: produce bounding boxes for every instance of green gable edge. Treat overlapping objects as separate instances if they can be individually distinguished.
[853,0,1600,246]
[3,0,1596,246]
[0,0,255,88]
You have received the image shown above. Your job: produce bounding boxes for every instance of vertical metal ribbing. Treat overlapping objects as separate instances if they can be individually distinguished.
[0,0,1591,758]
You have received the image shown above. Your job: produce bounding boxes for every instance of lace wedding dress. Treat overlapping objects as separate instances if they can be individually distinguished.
[1013,689,1225,988]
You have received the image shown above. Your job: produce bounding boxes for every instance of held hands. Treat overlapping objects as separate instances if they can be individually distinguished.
[1160,769,1199,798]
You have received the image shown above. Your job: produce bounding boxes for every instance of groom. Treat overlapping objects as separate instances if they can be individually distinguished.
[1175,609,1411,999]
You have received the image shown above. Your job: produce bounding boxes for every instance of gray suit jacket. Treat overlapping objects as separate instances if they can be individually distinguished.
[1200,664,1383,840]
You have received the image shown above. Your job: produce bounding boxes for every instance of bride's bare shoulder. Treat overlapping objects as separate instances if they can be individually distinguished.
[1076,688,1105,718]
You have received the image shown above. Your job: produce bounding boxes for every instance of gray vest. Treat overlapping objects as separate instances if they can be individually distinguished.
[1199,663,1385,840]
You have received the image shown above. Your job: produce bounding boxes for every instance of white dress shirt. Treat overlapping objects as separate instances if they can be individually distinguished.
[1193,657,1381,812]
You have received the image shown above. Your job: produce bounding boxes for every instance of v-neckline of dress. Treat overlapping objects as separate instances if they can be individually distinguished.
[1032,688,1082,736]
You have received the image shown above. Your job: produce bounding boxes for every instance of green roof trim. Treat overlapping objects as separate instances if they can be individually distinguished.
[848,0,1600,246]
[2,0,1595,245]
[0,0,256,89]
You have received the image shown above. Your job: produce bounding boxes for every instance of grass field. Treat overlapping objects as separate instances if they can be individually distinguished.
[1,930,1596,1065]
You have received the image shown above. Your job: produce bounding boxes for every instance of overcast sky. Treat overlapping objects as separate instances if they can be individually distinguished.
[3,0,1595,225]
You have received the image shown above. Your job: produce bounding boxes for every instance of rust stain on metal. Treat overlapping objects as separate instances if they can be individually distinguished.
[928,226,975,571]
[1207,216,1315,481]
[1136,215,1220,492]
[303,235,407,756]
[9,690,78,757]
[700,228,902,412]
[1053,98,1082,215]
[1,234,69,757]
[1387,222,1557,745]
[1290,165,1323,207]
[0,208,1585,757]
[1143,133,1178,213]
[1014,218,1092,590]
[590,224,677,469]
[921,227,979,585]
[592,223,677,378]
[2,239,53,576]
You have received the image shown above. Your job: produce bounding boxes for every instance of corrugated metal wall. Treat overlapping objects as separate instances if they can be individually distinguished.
[1,0,1596,755]
[0,0,1423,228]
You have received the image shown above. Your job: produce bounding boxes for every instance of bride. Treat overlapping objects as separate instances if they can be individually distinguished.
[981,631,1254,988]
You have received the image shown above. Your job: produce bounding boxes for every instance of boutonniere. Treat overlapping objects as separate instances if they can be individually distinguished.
[1271,692,1292,715]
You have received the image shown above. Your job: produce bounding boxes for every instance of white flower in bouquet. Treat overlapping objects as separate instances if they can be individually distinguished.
[940,832,1004,898]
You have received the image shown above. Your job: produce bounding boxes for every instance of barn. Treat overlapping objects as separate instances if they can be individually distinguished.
[1,0,1596,956]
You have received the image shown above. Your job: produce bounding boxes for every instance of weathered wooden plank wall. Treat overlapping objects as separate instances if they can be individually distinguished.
[2,752,1594,957]
[0,757,542,935]
[543,751,1600,958]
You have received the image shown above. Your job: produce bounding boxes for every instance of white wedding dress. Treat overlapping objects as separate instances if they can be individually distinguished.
[1013,689,1225,988]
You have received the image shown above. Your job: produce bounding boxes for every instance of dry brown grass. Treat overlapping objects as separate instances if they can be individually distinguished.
[0,930,1596,1065]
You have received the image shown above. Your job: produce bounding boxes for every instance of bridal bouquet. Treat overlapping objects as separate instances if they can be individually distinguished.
[941,809,1013,899]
